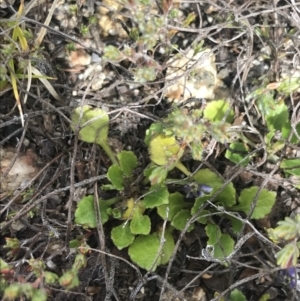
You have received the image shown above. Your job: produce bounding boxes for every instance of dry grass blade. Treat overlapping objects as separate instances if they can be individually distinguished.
[12,0,46,17]
[8,59,24,126]
[35,0,63,46]
[5,0,29,127]
[23,60,32,105]
[31,66,63,102]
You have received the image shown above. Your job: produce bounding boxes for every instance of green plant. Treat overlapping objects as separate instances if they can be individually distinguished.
[164,78,297,173]
[145,99,234,180]
[215,288,271,301]
[101,0,193,83]
[215,289,248,301]
[79,24,90,36]
[0,2,61,126]
[266,214,300,293]
[71,105,118,165]
[72,104,276,271]
[1,240,89,301]
[243,80,300,164]
[267,215,300,269]
[280,158,300,189]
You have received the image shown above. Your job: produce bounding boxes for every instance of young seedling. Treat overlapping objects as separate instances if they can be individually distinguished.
[148,134,190,176]
[71,105,118,165]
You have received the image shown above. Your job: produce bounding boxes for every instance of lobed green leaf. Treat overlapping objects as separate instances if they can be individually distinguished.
[111,222,135,250]
[143,187,169,208]
[130,210,151,235]
[128,234,161,271]
[232,187,276,219]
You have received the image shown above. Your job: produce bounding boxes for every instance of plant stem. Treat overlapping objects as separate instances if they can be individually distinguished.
[100,141,119,165]
[100,196,122,207]
[175,161,191,177]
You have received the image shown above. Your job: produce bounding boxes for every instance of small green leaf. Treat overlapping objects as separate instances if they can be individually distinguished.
[205,121,231,143]
[69,239,81,248]
[118,151,138,177]
[149,134,183,166]
[129,27,139,40]
[265,130,275,146]
[191,195,210,215]
[206,224,235,260]
[225,143,250,166]
[203,100,234,123]
[4,283,25,299]
[196,209,211,224]
[143,187,169,208]
[148,166,169,185]
[59,270,79,290]
[158,230,175,265]
[111,208,122,219]
[255,90,276,116]
[193,169,236,207]
[206,224,221,245]
[268,139,285,156]
[214,233,235,259]
[281,158,300,169]
[31,289,47,301]
[258,294,270,301]
[190,141,203,161]
[71,105,109,145]
[171,209,194,232]
[232,187,276,219]
[267,215,300,242]
[277,77,300,94]
[107,164,124,190]
[227,215,243,234]
[230,289,247,301]
[71,105,118,164]
[120,198,135,220]
[276,241,299,269]
[75,196,109,228]
[183,12,196,27]
[75,196,96,228]
[97,200,111,224]
[157,192,188,221]
[281,158,300,176]
[44,271,59,284]
[103,45,124,61]
[128,234,161,271]
[281,121,292,140]
[0,259,12,273]
[72,253,87,270]
[134,66,156,83]
[111,222,135,250]
[265,101,289,132]
[193,40,205,55]
[0,80,9,91]
[289,123,300,144]
[130,210,151,235]
[120,198,146,220]
[144,122,164,146]
[30,288,48,301]
[4,237,20,249]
